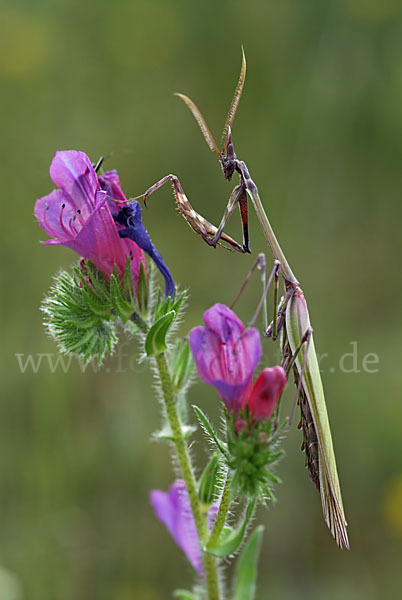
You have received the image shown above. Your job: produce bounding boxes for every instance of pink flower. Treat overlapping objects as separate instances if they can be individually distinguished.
[35,151,146,289]
[35,151,176,298]
[150,480,218,576]
[189,304,286,422]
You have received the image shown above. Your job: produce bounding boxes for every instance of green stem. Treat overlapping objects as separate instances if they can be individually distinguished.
[250,188,298,285]
[155,351,220,599]
[131,311,220,597]
[208,475,231,546]
[131,311,148,334]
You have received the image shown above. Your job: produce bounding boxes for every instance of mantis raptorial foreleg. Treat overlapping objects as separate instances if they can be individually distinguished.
[128,174,247,254]
[209,186,250,252]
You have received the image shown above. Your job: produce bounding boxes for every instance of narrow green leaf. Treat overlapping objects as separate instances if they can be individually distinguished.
[153,289,168,321]
[81,287,112,318]
[198,452,222,504]
[64,327,95,353]
[260,481,276,503]
[205,498,255,558]
[110,272,134,322]
[75,268,112,318]
[64,314,98,330]
[233,525,264,600]
[173,590,199,600]
[153,288,181,322]
[145,310,176,356]
[153,423,196,442]
[77,262,109,300]
[172,290,186,315]
[264,469,281,484]
[171,339,194,392]
[192,405,227,456]
[122,257,136,303]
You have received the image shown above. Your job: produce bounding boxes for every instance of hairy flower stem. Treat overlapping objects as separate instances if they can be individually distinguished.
[155,352,220,599]
[131,311,149,334]
[208,475,231,546]
[131,312,220,599]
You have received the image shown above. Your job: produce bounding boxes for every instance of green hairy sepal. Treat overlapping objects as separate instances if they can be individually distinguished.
[144,291,186,357]
[41,260,138,365]
[226,409,284,501]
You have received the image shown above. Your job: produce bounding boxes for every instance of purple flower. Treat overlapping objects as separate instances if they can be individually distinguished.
[189,304,262,412]
[35,151,175,298]
[150,480,217,577]
[189,304,286,420]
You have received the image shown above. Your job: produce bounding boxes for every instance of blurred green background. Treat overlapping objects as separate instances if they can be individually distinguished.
[2,0,402,598]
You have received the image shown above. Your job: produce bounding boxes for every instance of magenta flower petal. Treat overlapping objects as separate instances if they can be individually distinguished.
[99,169,147,287]
[35,151,147,290]
[36,186,128,280]
[62,196,132,279]
[150,481,204,576]
[98,169,127,214]
[35,189,76,243]
[203,303,244,343]
[245,366,287,422]
[49,150,99,215]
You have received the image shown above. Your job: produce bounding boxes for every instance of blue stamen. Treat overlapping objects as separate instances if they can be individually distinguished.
[115,201,175,300]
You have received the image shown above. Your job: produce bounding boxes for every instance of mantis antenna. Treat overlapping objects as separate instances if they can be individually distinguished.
[174,93,220,155]
[221,47,247,152]
[175,48,247,157]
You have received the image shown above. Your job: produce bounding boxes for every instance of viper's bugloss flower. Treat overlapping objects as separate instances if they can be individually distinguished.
[150,480,218,576]
[35,151,145,290]
[35,151,175,298]
[189,304,286,422]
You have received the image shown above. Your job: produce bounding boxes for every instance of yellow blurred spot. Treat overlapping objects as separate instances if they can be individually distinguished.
[0,10,49,78]
[382,474,402,538]
[342,0,402,20]
[106,0,182,70]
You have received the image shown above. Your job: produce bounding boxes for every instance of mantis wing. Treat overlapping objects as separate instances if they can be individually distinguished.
[286,288,349,549]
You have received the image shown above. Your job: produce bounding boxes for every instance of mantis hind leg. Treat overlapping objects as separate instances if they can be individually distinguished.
[230,255,281,335]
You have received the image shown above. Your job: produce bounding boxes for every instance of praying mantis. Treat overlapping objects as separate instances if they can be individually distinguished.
[131,49,349,549]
